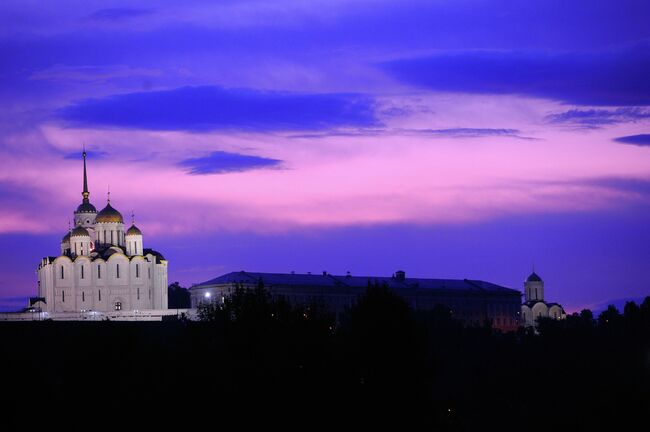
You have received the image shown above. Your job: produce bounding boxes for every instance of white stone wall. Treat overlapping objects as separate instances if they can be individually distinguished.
[38,251,167,313]
[525,280,544,302]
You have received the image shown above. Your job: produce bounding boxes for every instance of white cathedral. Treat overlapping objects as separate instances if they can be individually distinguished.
[35,150,168,315]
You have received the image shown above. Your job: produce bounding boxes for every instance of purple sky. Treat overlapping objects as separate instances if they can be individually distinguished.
[1,0,649,312]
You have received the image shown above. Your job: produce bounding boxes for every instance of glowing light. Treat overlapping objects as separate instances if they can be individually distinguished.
[204,292,211,298]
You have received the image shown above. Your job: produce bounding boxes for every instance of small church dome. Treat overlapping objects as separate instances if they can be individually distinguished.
[62,232,71,242]
[96,203,124,223]
[75,201,97,214]
[70,226,90,237]
[526,272,542,282]
[126,224,142,236]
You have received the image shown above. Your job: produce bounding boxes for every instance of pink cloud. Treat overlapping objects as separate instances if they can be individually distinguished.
[1,94,649,239]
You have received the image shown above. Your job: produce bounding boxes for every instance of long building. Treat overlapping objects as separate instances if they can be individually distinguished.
[190,270,522,331]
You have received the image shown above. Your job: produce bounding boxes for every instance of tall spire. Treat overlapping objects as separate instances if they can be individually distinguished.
[82,145,90,203]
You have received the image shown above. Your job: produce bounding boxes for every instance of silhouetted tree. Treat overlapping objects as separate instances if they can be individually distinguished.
[598,304,623,328]
[167,281,191,308]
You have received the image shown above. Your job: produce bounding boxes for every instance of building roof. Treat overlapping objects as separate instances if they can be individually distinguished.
[526,272,542,282]
[62,232,70,242]
[143,248,165,263]
[192,271,519,295]
[96,203,124,223]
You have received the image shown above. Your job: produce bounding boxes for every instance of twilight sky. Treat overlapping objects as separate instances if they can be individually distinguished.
[1,0,649,312]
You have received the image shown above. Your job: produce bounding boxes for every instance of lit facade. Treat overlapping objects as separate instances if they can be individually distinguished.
[520,272,565,327]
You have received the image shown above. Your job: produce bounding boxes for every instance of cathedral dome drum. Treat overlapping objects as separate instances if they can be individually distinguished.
[96,203,124,223]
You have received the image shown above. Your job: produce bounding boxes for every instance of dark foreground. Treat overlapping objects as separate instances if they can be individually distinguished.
[0,288,648,430]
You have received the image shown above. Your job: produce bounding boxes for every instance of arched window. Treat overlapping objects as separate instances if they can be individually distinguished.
[60,266,64,279]
[115,301,122,311]
[116,264,120,278]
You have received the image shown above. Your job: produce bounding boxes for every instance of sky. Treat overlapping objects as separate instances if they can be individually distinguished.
[1,0,649,312]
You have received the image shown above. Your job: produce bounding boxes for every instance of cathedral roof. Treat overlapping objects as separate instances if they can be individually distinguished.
[526,272,542,282]
[70,226,90,237]
[62,232,70,242]
[96,203,124,223]
[143,248,165,263]
[126,224,142,235]
[75,201,97,214]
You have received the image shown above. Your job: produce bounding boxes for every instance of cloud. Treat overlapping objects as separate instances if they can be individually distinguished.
[381,44,650,106]
[57,86,379,132]
[29,64,161,83]
[585,177,650,197]
[613,134,650,146]
[87,8,155,22]
[178,151,283,175]
[290,127,530,139]
[545,107,650,126]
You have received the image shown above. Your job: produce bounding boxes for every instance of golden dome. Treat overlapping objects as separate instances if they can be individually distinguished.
[70,226,90,237]
[96,203,124,223]
[126,224,142,235]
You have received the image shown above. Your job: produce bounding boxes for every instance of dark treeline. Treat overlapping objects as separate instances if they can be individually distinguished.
[0,283,648,430]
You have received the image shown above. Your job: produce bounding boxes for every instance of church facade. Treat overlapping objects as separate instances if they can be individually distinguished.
[520,271,565,327]
[35,150,168,314]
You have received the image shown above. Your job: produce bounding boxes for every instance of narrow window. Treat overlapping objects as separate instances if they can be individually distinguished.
[60,266,64,279]
[62,290,65,302]
[148,268,151,279]
[98,265,101,279]
[148,289,151,300]
[81,265,84,279]
[115,301,122,311]
[137,287,140,300]
[116,263,120,278]
[82,291,85,302]
[136,264,140,278]
[99,290,102,301]
[111,231,114,244]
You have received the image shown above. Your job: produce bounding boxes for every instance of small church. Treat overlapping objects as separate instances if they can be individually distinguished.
[35,150,169,315]
[521,271,566,327]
